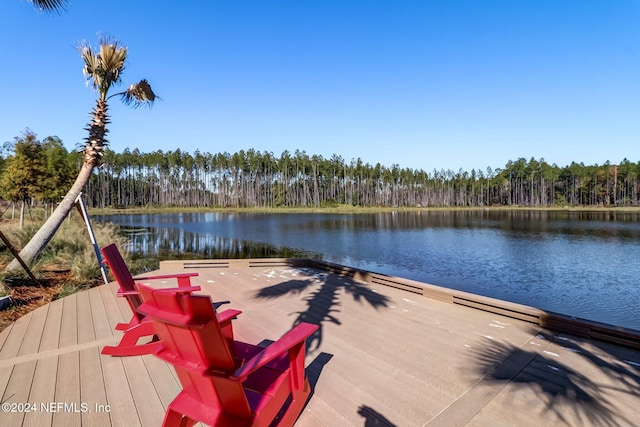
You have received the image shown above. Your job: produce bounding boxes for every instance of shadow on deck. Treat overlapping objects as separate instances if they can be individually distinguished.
[0,258,638,426]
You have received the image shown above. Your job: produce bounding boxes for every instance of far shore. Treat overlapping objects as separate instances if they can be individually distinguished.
[87,205,640,216]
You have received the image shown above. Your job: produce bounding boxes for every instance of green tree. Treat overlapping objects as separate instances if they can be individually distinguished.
[6,37,157,272]
[41,136,76,213]
[0,131,48,228]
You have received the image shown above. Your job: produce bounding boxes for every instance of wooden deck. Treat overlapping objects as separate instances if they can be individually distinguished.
[1,259,639,426]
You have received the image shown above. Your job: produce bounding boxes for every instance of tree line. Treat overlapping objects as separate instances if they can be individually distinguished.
[2,133,639,210]
[85,147,639,209]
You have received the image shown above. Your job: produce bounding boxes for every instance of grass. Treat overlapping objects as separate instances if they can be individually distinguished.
[0,211,151,331]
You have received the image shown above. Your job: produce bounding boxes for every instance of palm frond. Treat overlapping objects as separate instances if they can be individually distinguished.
[99,41,127,85]
[117,79,157,108]
[79,45,100,89]
[77,37,127,99]
[29,0,67,13]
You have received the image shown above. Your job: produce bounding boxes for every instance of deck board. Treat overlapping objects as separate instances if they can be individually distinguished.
[140,354,180,410]
[0,261,638,426]
[79,347,111,427]
[80,287,112,427]
[5,301,52,426]
[98,283,127,333]
[76,290,95,344]
[22,300,63,426]
[3,362,37,426]
[23,357,58,427]
[52,353,80,427]
[39,299,63,351]
[0,323,14,353]
[0,365,15,414]
[122,356,166,427]
[101,354,141,427]
[58,294,78,348]
[0,309,32,361]
[52,294,80,427]
[89,286,115,341]
[18,303,49,356]
[1,309,36,427]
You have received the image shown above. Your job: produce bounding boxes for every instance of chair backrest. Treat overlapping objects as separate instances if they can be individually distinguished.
[137,283,238,372]
[137,284,253,418]
[101,243,142,310]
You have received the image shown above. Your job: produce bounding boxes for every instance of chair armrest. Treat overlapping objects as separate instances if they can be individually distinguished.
[130,285,201,300]
[149,285,201,294]
[134,272,198,280]
[218,309,242,323]
[117,289,140,297]
[118,285,201,297]
[232,322,318,381]
[134,272,199,287]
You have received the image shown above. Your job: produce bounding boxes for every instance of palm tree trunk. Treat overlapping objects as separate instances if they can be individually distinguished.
[5,98,108,272]
[6,163,94,272]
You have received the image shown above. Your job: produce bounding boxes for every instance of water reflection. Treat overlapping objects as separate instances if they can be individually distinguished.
[100,210,640,237]
[96,210,640,330]
[122,226,322,260]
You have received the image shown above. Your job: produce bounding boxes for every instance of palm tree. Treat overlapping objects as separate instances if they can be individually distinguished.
[6,36,156,272]
[28,0,67,13]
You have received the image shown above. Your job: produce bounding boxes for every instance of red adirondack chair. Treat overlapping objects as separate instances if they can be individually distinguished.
[100,243,239,357]
[101,243,199,331]
[137,283,319,427]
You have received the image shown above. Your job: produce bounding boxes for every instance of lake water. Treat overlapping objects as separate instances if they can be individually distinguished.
[95,210,640,331]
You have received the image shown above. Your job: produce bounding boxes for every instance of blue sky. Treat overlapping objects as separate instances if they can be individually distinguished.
[1,1,640,172]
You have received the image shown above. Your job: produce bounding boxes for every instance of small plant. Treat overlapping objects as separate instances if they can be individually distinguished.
[72,252,100,279]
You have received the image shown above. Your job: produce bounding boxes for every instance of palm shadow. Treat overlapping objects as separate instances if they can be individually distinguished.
[254,270,391,352]
[472,330,640,426]
[306,352,333,401]
[358,405,397,426]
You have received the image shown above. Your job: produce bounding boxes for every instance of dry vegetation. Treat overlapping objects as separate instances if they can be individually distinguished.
[0,212,145,332]
[0,270,72,331]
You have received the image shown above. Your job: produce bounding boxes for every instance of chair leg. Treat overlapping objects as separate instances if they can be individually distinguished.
[163,409,197,427]
[101,321,161,357]
[115,311,144,331]
[276,378,312,427]
[115,317,140,331]
[101,340,163,357]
